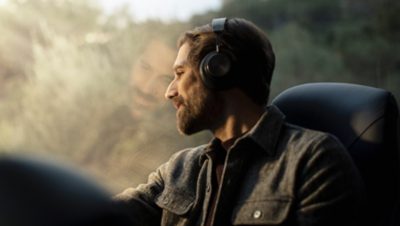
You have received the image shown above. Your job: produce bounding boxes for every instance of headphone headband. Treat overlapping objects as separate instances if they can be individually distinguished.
[211,18,227,33]
[211,18,226,52]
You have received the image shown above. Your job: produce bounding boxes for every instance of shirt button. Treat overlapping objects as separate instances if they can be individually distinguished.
[206,184,211,192]
[253,210,262,219]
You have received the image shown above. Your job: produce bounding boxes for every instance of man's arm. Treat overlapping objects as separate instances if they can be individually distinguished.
[296,134,365,226]
[113,163,167,226]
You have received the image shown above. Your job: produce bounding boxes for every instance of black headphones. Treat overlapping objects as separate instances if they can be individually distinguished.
[199,18,234,90]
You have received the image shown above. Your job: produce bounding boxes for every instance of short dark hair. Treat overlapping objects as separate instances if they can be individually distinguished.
[177,18,275,106]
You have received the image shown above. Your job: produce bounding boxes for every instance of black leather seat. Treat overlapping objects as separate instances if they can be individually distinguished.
[0,155,131,226]
[272,82,399,226]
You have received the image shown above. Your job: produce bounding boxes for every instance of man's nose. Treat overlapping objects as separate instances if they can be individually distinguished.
[165,79,178,100]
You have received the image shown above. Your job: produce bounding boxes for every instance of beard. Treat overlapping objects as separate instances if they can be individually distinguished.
[175,89,222,135]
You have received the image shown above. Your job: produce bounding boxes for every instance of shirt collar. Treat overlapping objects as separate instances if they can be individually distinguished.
[245,105,285,156]
[201,105,286,161]
[199,138,221,165]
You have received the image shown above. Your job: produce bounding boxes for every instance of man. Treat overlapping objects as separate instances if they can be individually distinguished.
[115,18,364,226]
[129,39,176,118]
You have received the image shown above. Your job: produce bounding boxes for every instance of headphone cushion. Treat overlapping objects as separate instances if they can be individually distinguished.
[200,51,231,89]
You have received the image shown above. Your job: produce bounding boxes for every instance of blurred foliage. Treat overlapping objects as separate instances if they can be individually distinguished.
[192,0,399,101]
[0,0,398,192]
[0,0,206,192]
[269,23,352,98]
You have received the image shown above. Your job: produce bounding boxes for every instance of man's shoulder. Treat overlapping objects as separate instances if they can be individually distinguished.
[280,122,346,156]
[283,122,333,141]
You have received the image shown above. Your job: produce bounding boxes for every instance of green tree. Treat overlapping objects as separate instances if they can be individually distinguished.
[269,23,351,99]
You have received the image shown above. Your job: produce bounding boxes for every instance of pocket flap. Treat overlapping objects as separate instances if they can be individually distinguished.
[155,187,194,215]
[231,197,292,225]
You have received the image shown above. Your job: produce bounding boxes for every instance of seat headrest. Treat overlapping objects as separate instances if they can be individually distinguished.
[272,82,399,226]
[273,82,398,149]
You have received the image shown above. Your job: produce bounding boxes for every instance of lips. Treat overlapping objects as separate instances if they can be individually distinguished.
[129,87,160,110]
[173,101,182,110]
[172,98,184,110]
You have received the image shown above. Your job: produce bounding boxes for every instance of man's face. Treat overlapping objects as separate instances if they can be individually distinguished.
[165,43,222,135]
[130,40,175,118]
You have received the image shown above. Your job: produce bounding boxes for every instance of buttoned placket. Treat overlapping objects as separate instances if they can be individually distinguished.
[208,140,253,226]
[199,155,215,226]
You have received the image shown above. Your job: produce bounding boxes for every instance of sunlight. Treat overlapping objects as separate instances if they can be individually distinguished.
[97,0,222,22]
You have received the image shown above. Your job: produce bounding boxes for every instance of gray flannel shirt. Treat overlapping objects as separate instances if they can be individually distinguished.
[115,105,365,226]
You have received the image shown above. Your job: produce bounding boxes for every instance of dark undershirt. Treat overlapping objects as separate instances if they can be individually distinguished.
[204,137,237,226]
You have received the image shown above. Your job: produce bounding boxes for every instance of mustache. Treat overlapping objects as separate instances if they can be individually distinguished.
[172,96,185,108]
[130,88,159,103]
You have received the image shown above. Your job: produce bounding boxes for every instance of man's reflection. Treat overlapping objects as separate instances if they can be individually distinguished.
[129,39,175,118]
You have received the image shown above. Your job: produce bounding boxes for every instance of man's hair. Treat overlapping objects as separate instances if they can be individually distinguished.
[177,18,275,107]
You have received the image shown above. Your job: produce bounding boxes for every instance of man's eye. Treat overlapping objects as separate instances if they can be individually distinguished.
[140,60,153,72]
[176,71,184,77]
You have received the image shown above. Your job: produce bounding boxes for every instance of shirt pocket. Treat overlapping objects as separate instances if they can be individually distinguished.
[155,187,195,216]
[231,196,292,225]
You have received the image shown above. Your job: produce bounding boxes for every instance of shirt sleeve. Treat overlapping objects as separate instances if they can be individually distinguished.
[113,162,168,226]
[296,134,365,226]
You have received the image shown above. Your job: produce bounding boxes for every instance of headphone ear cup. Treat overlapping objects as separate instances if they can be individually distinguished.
[199,51,231,89]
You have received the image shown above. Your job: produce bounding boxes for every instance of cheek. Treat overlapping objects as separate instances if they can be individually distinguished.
[181,73,204,96]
